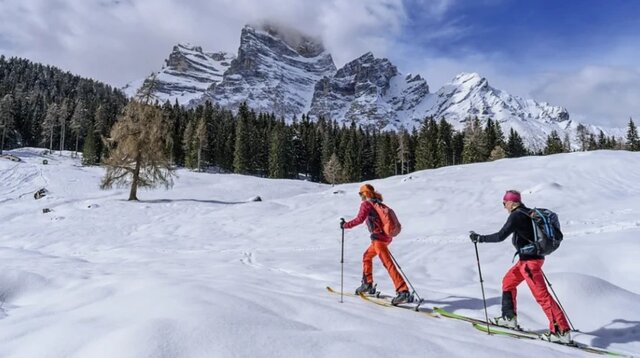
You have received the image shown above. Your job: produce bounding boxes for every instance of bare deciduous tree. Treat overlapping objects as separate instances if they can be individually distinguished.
[100,100,175,201]
[323,153,343,185]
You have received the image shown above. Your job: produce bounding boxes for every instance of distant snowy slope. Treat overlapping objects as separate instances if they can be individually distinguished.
[1,148,638,357]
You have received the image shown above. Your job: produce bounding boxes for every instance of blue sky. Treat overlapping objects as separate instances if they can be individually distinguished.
[0,0,638,126]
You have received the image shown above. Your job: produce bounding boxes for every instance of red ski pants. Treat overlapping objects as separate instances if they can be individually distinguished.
[362,240,408,293]
[502,259,570,332]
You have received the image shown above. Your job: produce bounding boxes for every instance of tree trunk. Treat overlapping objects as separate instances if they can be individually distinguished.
[75,133,79,158]
[128,151,142,201]
[60,121,65,155]
[197,144,202,172]
[49,129,53,153]
[1,126,5,155]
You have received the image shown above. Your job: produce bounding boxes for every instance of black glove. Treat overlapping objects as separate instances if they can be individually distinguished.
[340,218,346,229]
[469,231,480,243]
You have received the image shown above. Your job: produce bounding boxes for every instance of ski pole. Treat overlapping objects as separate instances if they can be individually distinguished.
[474,240,491,334]
[340,219,345,303]
[389,251,422,303]
[542,271,576,331]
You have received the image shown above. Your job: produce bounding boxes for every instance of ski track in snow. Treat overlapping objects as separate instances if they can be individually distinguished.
[1,148,639,357]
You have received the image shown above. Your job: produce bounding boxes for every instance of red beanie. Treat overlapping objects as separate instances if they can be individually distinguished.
[503,190,521,203]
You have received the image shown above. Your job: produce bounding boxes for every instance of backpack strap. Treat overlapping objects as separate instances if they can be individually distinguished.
[514,207,538,256]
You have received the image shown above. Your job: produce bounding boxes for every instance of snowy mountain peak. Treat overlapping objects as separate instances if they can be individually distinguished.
[122,24,623,150]
[450,72,489,90]
[122,43,234,105]
[193,23,337,118]
[248,22,327,58]
[309,53,426,130]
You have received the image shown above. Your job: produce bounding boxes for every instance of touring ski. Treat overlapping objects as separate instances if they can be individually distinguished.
[433,307,539,335]
[473,323,628,357]
[326,286,438,318]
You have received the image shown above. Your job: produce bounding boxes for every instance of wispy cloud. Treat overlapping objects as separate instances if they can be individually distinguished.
[532,66,640,127]
[0,0,638,127]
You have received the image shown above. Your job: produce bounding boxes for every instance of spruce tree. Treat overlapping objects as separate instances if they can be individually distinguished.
[462,117,488,163]
[626,118,640,151]
[42,103,58,153]
[342,122,362,181]
[437,118,453,167]
[0,94,15,154]
[233,103,251,174]
[562,132,572,152]
[451,131,465,165]
[506,128,527,158]
[597,130,607,149]
[397,130,411,174]
[268,124,288,178]
[544,130,564,155]
[82,124,98,165]
[195,117,208,171]
[183,120,196,169]
[69,101,88,157]
[58,99,71,155]
[576,123,589,151]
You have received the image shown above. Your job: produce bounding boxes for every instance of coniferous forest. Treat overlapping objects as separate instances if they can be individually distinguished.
[1,56,638,184]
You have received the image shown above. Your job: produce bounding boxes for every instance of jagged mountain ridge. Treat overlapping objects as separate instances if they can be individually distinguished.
[122,24,624,149]
[123,44,234,104]
[194,24,337,118]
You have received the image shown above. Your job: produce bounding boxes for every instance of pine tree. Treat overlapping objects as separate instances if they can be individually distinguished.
[342,122,363,181]
[415,117,438,170]
[544,130,564,155]
[436,119,454,167]
[58,99,71,155]
[42,103,58,153]
[69,101,88,157]
[562,132,572,152]
[462,117,488,163]
[82,124,98,165]
[626,118,640,151]
[268,124,288,178]
[597,130,607,149]
[494,121,505,148]
[100,100,175,201]
[0,94,15,154]
[397,130,411,174]
[183,120,196,169]
[587,133,598,151]
[233,103,251,174]
[576,123,589,151]
[506,128,527,158]
[485,118,497,153]
[195,117,208,171]
[451,131,464,165]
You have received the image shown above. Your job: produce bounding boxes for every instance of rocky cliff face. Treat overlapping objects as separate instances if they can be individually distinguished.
[123,44,234,104]
[194,24,337,118]
[308,52,430,129]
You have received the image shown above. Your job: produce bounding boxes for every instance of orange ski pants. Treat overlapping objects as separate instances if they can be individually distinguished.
[362,240,408,293]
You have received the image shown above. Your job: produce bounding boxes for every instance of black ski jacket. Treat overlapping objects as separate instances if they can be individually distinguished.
[479,204,544,261]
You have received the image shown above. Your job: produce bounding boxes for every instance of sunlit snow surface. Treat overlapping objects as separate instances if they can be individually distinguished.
[1,148,639,357]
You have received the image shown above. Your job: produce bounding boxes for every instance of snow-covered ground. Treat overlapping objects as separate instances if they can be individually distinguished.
[1,148,639,357]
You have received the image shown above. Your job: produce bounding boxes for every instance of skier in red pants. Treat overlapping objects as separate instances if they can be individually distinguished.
[469,190,572,343]
[342,184,412,305]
